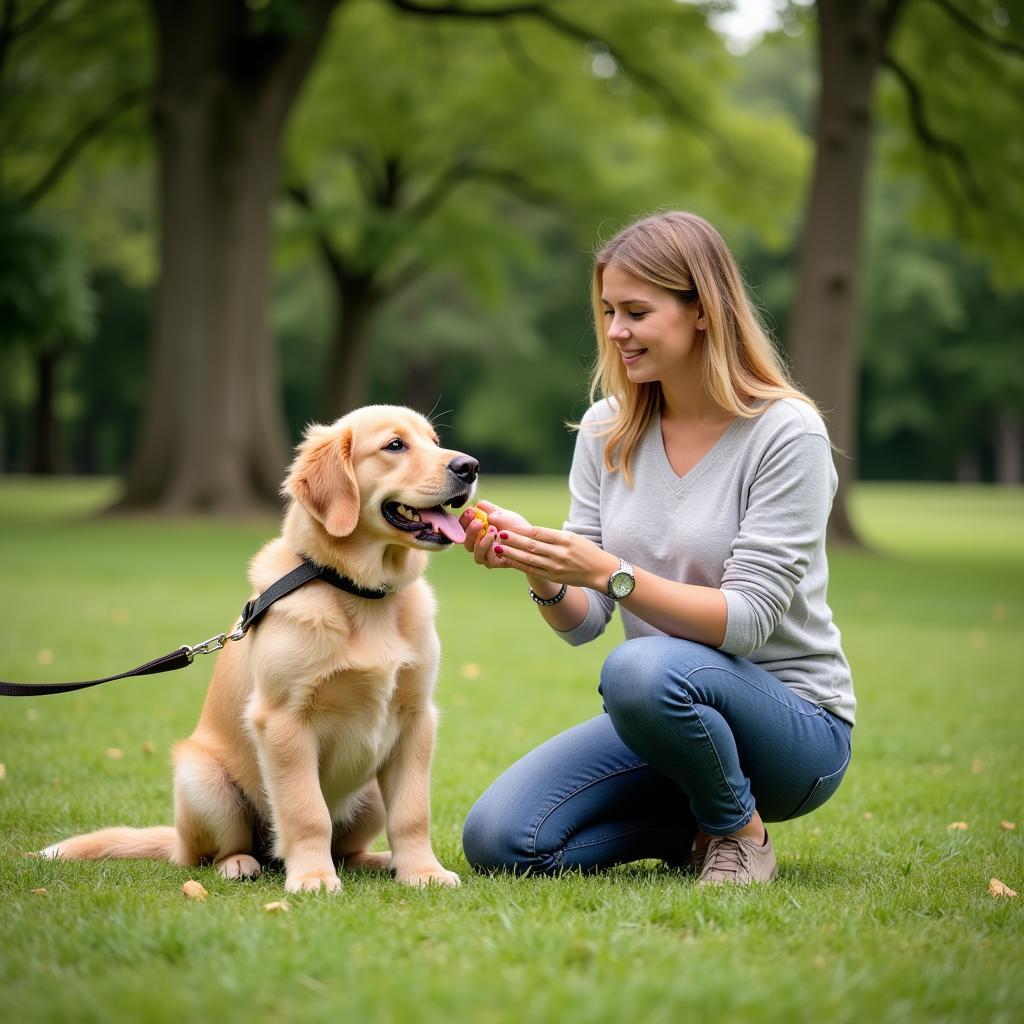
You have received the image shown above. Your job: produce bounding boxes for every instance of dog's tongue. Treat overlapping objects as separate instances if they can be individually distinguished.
[419,507,467,544]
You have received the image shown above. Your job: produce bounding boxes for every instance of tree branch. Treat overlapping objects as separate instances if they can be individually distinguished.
[387,0,702,125]
[877,0,909,46]
[404,154,564,228]
[285,179,352,289]
[497,20,555,85]
[17,84,148,208]
[13,0,62,37]
[0,0,64,91]
[928,0,1024,59]
[452,161,563,207]
[883,52,986,208]
[0,0,20,86]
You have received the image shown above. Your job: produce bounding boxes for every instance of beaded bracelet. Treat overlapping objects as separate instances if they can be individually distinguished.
[529,583,568,607]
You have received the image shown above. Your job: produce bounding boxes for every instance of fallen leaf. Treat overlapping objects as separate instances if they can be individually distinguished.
[862,812,874,820]
[141,741,156,755]
[181,880,208,901]
[459,663,481,680]
[970,758,984,774]
[1000,821,1016,831]
[0,763,6,781]
[988,878,1018,899]
[947,821,969,831]
[37,649,53,666]
[968,630,987,649]
[105,748,124,760]
[26,708,38,722]
[32,888,46,896]
[263,900,290,913]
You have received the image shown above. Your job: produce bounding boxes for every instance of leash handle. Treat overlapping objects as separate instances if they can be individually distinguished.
[0,646,196,697]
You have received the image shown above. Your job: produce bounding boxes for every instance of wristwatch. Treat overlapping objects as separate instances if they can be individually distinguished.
[607,558,635,601]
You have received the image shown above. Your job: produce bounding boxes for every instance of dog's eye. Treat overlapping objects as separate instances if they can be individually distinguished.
[382,438,406,453]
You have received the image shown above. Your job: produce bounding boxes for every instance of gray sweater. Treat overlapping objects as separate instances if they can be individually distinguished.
[559,397,856,725]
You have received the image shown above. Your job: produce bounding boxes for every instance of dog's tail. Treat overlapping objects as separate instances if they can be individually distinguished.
[40,826,179,863]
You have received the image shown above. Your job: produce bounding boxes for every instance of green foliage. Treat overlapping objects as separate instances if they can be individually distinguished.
[0,479,1021,1022]
[277,0,809,461]
[284,0,808,296]
[0,0,154,281]
[858,174,1024,479]
[1,0,1020,484]
[0,201,95,349]
[880,0,1024,284]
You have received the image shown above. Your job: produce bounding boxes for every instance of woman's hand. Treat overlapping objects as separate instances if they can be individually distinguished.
[491,523,619,591]
[458,500,532,569]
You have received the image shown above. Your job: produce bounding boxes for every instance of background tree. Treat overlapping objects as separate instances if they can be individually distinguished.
[0,0,146,473]
[788,0,1024,543]
[858,176,1024,484]
[283,0,806,420]
[0,202,95,472]
[117,0,340,515]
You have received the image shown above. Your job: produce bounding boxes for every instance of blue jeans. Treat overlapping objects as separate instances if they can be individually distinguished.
[463,637,852,874]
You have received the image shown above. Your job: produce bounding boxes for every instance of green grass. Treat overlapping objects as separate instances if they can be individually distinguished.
[0,477,1021,1024]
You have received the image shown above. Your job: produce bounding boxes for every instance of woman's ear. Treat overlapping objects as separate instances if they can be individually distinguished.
[283,425,360,537]
[695,303,707,331]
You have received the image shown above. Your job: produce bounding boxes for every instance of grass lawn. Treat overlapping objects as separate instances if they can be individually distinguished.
[0,477,1021,1023]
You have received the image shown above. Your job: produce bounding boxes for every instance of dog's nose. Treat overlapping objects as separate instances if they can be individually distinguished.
[447,455,479,484]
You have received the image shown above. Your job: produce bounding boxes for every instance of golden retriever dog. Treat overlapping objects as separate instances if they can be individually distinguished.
[42,405,476,892]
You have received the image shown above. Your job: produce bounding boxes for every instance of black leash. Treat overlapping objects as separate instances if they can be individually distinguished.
[0,558,391,698]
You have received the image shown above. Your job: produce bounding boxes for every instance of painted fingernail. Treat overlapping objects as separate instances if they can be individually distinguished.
[493,545,504,555]
[489,526,496,534]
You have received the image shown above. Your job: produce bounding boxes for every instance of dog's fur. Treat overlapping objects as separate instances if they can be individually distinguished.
[42,406,476,892]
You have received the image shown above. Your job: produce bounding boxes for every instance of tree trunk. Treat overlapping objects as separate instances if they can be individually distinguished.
[789,0,905,546]
[117,0,339,515]
[318,273,382,422]
[30,347,59,475]
[994,411,1022,485]
[404,358,441,418]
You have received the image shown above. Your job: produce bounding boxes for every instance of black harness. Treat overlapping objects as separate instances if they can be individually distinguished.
[0,558,391,698]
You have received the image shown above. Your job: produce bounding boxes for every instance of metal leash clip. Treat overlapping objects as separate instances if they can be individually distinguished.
[183,624,247,663]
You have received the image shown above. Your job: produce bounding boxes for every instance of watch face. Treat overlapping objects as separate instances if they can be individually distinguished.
[609,571,635,599]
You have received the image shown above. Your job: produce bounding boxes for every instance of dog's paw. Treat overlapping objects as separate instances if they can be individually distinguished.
[342,850,392,872]
[216,854,262,880]
[285,870,343,894]
[38,844,62,859]
[394,863,461,888]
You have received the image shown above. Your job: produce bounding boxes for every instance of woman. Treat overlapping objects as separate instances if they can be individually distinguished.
[458,211,854,886]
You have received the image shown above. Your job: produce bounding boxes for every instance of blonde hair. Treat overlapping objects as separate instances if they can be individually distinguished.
[582,211,813,484]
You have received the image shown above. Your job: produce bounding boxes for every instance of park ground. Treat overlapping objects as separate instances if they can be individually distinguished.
[0,478,1021,1023]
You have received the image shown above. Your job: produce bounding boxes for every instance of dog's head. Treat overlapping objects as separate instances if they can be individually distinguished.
[283,405,478,550]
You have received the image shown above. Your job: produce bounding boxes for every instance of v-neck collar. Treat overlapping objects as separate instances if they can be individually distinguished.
[648,410,744,493]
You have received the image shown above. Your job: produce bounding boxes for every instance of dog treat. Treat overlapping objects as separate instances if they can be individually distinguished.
[473,508,489,532]
[181,879,208,901]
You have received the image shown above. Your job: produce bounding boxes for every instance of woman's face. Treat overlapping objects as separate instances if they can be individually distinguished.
[600,263,705,385]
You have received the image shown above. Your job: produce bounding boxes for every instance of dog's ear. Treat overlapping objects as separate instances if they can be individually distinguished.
[283,425,360,537]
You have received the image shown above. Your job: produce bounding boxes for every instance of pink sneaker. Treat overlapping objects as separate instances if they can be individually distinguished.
[697,831,777,886]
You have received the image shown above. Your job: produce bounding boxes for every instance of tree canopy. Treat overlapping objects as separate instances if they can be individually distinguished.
[0,0,1020,493]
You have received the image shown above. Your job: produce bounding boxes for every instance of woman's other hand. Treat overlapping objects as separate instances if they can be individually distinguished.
[490,523,618,591]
